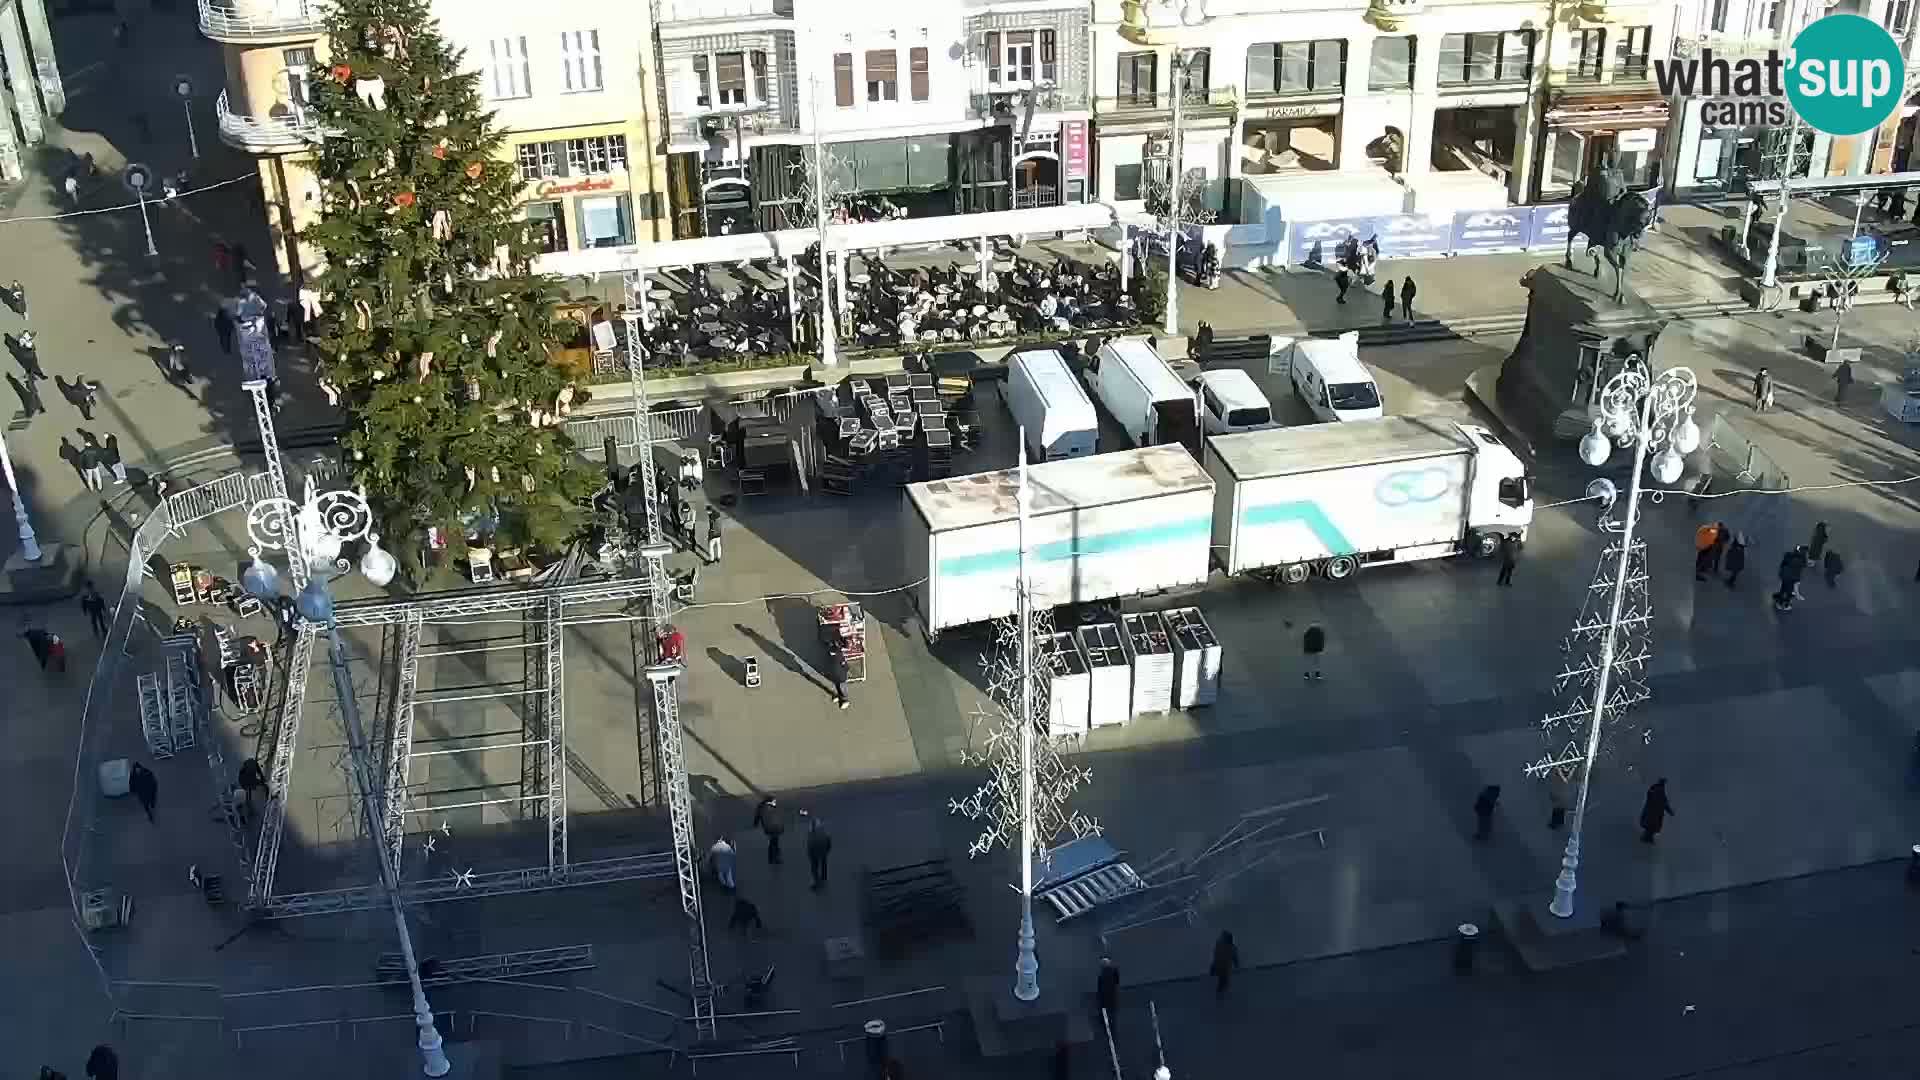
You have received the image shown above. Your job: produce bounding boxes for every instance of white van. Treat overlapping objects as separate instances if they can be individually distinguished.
[1273,332,1384,423]
[1195,369,1276,435]
[1092,338,1200,448]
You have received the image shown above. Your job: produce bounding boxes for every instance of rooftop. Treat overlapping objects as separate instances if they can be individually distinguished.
[1206,416,1470,481]
[907,443,1213,532]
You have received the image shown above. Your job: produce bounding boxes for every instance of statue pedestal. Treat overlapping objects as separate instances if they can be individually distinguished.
[1496,263,1668,446]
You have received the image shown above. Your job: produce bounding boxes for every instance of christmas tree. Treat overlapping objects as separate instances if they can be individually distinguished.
[304,0,596,564]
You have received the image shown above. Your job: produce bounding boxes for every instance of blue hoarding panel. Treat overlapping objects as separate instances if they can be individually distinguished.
[1371,213,1454,259]
[1450,209,1532,253]
[1289,217,1380,267]
[1528,204,1573,251]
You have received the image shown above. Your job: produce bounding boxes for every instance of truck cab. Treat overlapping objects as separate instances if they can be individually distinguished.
[1459,423,1533,554]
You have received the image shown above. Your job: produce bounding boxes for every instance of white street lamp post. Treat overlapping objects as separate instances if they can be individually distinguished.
[1552,364,1698,919]
[0,425,42,563]
[1163,56,1187,338]
[808,73,839,368]
[1760,109,1802,289]
[1012,435,1039,1002]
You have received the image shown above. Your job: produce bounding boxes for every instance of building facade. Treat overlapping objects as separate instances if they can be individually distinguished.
[653,0,1092,239]
[200,0,671,282]
[0,0,64,183]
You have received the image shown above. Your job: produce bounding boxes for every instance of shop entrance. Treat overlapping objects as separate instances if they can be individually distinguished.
[1014,154,1060,209]
[1431,106,1518,180]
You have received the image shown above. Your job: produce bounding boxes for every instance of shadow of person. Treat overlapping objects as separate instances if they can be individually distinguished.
[53,374,81,410]
[57,435,82,478]
[705,645,742,684]
[6,372,36,418]
[732,621,820,690]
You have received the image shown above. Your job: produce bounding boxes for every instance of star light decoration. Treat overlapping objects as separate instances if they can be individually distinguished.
[1524,519,1655,785]
[949,607,1100,864]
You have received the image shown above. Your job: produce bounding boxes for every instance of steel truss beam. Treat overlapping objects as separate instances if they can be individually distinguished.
[256,852,678,919]
[379,613,422,880]
[329,577,659,627]
[249,623,318,909]
[545,598,567,875]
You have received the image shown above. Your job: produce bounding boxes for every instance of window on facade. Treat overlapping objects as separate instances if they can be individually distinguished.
[866,49,898,102]
[1760,0,1785,30]
[578,194,633,249]
[910,46,929,101]
[282,47,314,113]
[1117,51,1158,104]
[1437,30,1532,84]
[752,50,770,102]
[1178,48,1210,99]
[717,51,748,105]
[1887,0,1914,35]
[1368,36,1414,90]
[1571,28,1605,79]
[1113,163,1144,200]
[565,135,628,175]
[693,55,710,107]
[1040,30,1057,83]
[834,52,854,106]
[1246,40,1345,95]
[525,200,566,253]
[488,36,531,99]
[517,141,562,182]
[1006,31,1036,83]
[1614,26,1652,77]
[560,30,602,93]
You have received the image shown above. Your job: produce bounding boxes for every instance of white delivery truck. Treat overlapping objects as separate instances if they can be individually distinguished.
[1204,416,1532,583]
[904,444,1215,639]
[1004,348,1098,462]
[1270,332,1385,423]
[1091,338,1200,449]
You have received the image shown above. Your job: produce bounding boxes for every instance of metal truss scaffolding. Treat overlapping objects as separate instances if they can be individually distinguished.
[249,622,318,909]
[379,613,422,879]
[328,577,658,627]
[544,597,568,875]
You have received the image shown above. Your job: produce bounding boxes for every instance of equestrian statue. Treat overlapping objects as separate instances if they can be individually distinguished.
[1564,158,1654,305]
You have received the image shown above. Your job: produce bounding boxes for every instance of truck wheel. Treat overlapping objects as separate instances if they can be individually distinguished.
[1281,562,1312,585]
[1471,531,1500,558]
[1323,555,1358,580]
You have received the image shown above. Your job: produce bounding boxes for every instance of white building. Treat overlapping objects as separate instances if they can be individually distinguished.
[653,0,1092,238]
[0,0,63,183]
[1089,0,1680,222]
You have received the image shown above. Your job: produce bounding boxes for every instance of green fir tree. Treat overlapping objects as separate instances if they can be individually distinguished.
[304,0,596,561]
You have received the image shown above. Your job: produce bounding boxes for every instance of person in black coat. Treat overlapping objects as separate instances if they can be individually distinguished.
[1209,931,1240,997]
[128,763,158,823]
[1380,281,1397,323]
[1496,534,1518,586]
[1473,784,1501,841]
[1301,624,1326,680]
[1638,779,1674,843]
[1400,276,1417,321]
[1095,958,1120,1024]
[804,811,832,890]
[753,795,785,864]
[1724,532,1747,588]
[1334,268,1351,305]
[84,1044,118,1080]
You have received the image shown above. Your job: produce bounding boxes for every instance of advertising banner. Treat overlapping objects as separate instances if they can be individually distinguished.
[1288,216,1379,266]
[1371,213,1453,259]
[1062,120,1089,180]
[1450,208,1533,253]
[1528,203,1573,252]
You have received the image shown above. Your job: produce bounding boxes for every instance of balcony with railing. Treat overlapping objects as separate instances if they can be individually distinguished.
[656,0,793,28]
[970,84,1090,121]
[198,0,326,41]
[1094,84,1238,118]
[668,105,799,146]
[217,90,329,152]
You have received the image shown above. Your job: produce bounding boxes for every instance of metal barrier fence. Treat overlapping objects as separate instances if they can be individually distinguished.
[1702,412,1793,551]
[164,470,277,530]
[568,388,817,463]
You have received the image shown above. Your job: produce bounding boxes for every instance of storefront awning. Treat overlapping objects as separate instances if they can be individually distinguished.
[1545,94,1670,131]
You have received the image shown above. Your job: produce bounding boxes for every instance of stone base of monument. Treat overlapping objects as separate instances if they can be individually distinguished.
[1804,336,1862,365]
[1495,263,1668,448]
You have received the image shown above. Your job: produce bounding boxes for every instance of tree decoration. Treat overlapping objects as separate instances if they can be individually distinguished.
[305,0,595,563]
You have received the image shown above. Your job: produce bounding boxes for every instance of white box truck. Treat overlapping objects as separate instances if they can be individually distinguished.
[1005,348,1098,462]
[1091,338,1200,449]
[1204,416,1532,583]
[904,444,1215,639]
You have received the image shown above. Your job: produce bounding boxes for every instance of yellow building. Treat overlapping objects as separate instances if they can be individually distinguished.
[199,0,672,284]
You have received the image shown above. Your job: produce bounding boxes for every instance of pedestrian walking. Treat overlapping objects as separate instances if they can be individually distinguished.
[46,631,65,673]
[237,757,268,804]
[1693,521,1720,581]
[1381,281,1397,323]
[17,330,45,380]
[78,443,105,491]
[1638,778,1674,843]
[1209,930,1240,998]
[1823,548,1845,588]
[1706,521,1731,573]
[727,895,765,934]
[805,811,832,890]
[1496,533,1518,586]
[164,345,191,390]
[709,836,737,891]
[74,376,100,421]
[706,505,723,565]
[1775,546,1809,609]
[753,795,785,865]
[211,240,230,277]
[212,307,234,355]
[1833,360,1854,403]
[1095,958,1120,1025]
[1753,367,1775,412]
[1400,275,1417,321]
[6,278,24,319]
[832,671,850,710]
[1473,784,1501,841]
[22,626,49,668]
[1724,532,1747,588]
[1301,623,1325,680]
[103,434,126,484]
[133,112,150,143]
[1333,268,1351,305]
[84,1044,119,1080]
[63,174,78,204]
[80,581,109,637]
[129,762,158,824]
[1052,1040,1073,1080]
[1807,521,1830,562]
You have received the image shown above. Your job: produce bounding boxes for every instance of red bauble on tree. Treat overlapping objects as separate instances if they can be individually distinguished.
[331,63,353,83]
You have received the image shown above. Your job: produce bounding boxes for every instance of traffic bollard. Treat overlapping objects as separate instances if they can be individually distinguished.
[1453,922,1480,973]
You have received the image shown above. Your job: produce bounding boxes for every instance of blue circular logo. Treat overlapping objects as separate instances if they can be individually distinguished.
[1785,14,1905,136]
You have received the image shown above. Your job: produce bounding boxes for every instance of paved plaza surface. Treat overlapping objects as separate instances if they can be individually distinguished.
[7,12,1920,1079]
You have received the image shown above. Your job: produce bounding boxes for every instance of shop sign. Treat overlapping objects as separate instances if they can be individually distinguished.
[1438,90,1529,109]
[1257,100,1340,120]
[535,175,618,197]
[1451,208,1532,253]
[1062,120,1089,180]
[1616,128,1659,152]
[1372,212,1453,258]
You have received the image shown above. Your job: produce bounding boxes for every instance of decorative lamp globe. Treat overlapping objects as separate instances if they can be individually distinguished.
[1672,412,1701,455]
[1585,477,1617,510]
[242,555,281,600]
[360,535,398,587]
[295,577,335,625]
[1578,425,1611,467]
[1650,447,1685,485]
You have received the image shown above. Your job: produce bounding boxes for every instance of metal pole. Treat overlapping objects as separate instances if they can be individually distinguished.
[1549,387,1654,920]
[1760,110,1802,289]
[1013,428,1039,1002]
[808,74,839,367]
[1164,57,1184,338]
[244,379,306,590]
[183,96,199,160]
[137,188,157,257]
[0,425,43,563]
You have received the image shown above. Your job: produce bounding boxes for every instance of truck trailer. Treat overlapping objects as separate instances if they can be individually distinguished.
[904,444,1215,638]
[1090,338,1200,449]
[1004,349,1098,462]
[1204,416,1532,582]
